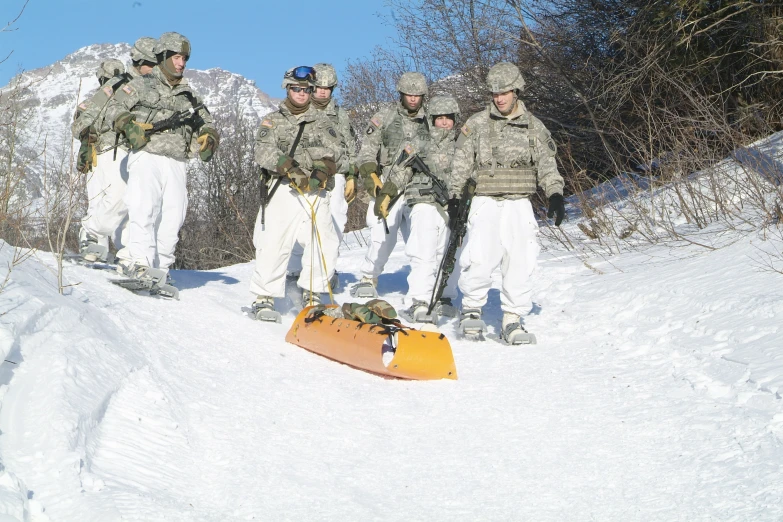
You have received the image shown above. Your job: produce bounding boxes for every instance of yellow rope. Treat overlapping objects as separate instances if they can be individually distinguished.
[290,181,335,305]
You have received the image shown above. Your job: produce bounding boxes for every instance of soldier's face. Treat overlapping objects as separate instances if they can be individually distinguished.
[492,90,517,114]
[314,87,332,100]
[171,53,187,74]
[403,94,422,110]
[288,86,311,104]
[434,115,454,130]
[139,64,155,75]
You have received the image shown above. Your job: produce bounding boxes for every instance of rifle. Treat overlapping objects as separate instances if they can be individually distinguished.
[398,150,449,207]
[427,178,477,315]
[109,104,206,155]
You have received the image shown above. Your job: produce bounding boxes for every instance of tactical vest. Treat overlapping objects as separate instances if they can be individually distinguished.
[379,109,430,167]
[475,108,539,197]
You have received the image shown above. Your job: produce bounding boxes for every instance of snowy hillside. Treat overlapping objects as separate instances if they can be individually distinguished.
[0,43,277,199]
[1,135,783,519]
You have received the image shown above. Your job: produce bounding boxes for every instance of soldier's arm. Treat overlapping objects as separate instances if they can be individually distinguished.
[449,123,477,198]
[356,110,384,168]
[532,117,564,197]
[337,110,356,163]
[71,89,105,139]
[103,80,142,130]
[254,119,284,172]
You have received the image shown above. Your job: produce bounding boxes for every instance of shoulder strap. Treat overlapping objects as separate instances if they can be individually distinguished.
[289,121,306,157]
[111,73,133,93]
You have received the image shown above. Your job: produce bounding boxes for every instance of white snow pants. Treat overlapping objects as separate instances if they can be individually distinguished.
[82,149,129,249]
[458,196,540,315]
[360,195,411,279]
[122,151,187,272]
[250,184,338,298]
[360,199,457,301]
[288,175,347,274]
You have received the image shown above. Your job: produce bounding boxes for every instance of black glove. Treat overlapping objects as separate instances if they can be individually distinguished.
[447,197,459,223]
[547,193,565,226]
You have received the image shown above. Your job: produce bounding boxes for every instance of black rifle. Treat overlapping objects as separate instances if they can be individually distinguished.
[427,178,477,315]
[260,122,305,226]
[399,150,450,207]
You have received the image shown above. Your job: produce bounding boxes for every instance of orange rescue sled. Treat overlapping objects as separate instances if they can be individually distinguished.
[285,305,458,380]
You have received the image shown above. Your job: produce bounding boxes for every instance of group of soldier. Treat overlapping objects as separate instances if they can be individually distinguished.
[72,32,566,344]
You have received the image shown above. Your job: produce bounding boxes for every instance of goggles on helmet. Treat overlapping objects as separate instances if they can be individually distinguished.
[286,66,316,82]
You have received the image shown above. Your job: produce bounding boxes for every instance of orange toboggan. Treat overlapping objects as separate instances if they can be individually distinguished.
[285,305,458,380]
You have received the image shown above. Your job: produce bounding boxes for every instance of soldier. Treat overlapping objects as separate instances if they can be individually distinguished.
[249,66,343,322]
[287,62,354,290]
[450,62,565,344]
[352,72,433,301]
[104,32,218,288]
[71,37,158,263]
[412,94,462,320]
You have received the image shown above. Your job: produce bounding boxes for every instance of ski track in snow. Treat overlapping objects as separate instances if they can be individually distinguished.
[1,221,782,520]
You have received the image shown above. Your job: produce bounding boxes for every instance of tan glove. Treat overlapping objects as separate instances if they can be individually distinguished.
[344,177,356,204]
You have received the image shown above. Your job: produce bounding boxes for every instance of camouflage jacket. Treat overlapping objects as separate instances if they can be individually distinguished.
[428,126,457,187]
[71,67,142,154]
[314,99,355,175]
[356,102,431,189]
[450,101,564,199]
[254,102,344,188]
[104,66,215,161]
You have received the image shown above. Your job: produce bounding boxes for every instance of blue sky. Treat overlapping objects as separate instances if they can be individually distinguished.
[0,0,398,96]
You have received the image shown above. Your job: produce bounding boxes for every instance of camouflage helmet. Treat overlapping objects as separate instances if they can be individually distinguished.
[486,62,525,94]
[313,63,338,88]
[154,32,191,58]
[281,65,316,90]
[396,72,428,96]
[131,37,157,64]
[428,95,460,117]
[96,59,125,81]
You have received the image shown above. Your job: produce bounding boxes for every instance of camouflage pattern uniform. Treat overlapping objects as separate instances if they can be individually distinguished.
[104,32,217,275]
[71,58,136,260]
[249,69,344,301]
[288,63,354,279]
[450,62,564,331]
[355,72,432,297]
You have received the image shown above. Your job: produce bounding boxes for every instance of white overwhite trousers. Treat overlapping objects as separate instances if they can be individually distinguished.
[122,151,187,272]
[360,195,411,278]
[288,175,347,274]
[458,196,539,315]
[82,149,129,249]
[250,184,338,298]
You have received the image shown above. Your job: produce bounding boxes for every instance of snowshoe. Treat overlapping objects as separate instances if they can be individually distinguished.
[500,322,537,345]
[400,299,436,324]
[112,266,179,300]
[350,276,378,298]
[250,296,281,323]
[434,297,457,318]
[458,307,486,341]
[302,289,321,308]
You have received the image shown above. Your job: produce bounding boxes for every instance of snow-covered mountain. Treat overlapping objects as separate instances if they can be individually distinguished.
[0,43,277,199]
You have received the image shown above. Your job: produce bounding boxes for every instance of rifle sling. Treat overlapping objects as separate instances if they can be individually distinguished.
[266,121,306,204]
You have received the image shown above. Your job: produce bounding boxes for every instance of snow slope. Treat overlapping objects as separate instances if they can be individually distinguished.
[1,162,783,519]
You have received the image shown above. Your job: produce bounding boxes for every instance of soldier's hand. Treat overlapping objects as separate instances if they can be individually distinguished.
[197,128,220,162]
[309,170,328,191]
[547,193,565,226]
[77,141,97,174]
[373,181,398,219]
[359,162,382,197]
[311,158,337,178]
[344,176,356,204]
[447,197,459,223]
[286,167,309,191]
[275,154,298,177]
[114,113,151,151]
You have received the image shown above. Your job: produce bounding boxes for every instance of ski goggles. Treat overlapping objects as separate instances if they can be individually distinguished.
[285,66,316,83]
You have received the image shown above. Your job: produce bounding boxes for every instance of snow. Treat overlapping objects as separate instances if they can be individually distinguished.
[1,160,783,520]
